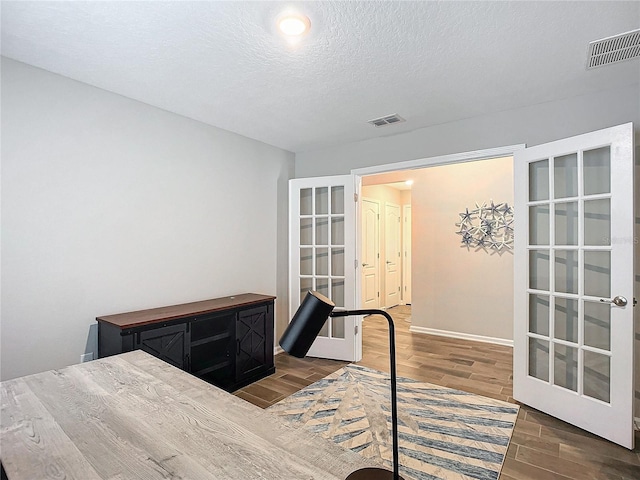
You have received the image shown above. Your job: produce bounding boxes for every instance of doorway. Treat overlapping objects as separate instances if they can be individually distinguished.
[361,178,413,309]
[357,153,517,346]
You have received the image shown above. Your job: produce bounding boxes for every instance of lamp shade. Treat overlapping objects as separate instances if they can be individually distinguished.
[279,291,335,357]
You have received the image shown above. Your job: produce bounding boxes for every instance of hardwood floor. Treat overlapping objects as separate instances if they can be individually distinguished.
[234,306,640,479]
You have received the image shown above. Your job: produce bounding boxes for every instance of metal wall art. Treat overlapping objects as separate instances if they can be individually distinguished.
[455,200,514,251]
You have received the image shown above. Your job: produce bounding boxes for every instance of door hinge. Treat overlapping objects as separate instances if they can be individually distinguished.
[355,325,359,335]
[634,297,637,307]
[355,259,358,269]
[354,193,358,202]
[377,292,380,297]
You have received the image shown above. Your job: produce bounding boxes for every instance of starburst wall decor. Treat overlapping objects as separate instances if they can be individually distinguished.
[455,200,514,251]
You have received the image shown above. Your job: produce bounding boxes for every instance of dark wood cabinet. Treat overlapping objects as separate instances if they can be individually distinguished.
[97,294,275,391]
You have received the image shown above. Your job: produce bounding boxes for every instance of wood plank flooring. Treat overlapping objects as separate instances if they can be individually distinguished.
[234,306,640,479]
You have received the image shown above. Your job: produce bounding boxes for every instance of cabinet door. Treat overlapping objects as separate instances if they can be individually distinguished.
[235,305,272,382]
[138,323,188,370]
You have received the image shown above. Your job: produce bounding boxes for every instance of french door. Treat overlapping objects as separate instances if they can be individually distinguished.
[289,175,361,361]
[513,123,635,448]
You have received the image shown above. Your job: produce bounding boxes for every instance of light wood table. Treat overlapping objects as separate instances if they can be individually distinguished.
[1,350,379,479]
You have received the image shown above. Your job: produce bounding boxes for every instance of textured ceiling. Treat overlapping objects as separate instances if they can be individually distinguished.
[2,1,639,153]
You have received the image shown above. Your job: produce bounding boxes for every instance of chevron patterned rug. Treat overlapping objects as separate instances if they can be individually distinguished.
[268,364,518,480]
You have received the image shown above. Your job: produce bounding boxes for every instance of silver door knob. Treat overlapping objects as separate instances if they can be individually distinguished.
[600,296,628,307]
[613,296,628,307]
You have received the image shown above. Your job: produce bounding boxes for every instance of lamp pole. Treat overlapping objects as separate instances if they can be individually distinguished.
[330,309,400,480]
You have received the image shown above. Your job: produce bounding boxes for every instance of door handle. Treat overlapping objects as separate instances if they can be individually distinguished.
[362,263,369,267]
[386,261,392,264]
[600,296,628,307]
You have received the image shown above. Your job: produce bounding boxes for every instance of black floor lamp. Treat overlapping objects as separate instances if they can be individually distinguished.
[279,290,404,480]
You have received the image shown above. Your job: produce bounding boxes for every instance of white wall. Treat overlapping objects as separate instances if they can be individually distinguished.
[1,58,294,380]
[411,157,514,342]
[295,84,639,178]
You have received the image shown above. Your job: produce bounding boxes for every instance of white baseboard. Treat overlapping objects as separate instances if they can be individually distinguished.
[409,325,513,347]
[274,346,284,355]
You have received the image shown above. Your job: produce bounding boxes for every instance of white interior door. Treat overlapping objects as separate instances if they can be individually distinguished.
[385,202,401,308]
[513,123,635,449]
[403,204,412,304]
[289,175,361,362]
[361,198,380,309]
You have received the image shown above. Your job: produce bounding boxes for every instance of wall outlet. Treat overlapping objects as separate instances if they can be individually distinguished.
[80,352,94,363]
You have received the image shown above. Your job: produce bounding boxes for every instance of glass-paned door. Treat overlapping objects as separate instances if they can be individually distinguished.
[514,123,634,448]
[289,175,360,361]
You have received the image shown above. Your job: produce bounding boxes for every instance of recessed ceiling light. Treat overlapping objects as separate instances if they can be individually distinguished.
[277,14,310,37]
[405,180,414,186]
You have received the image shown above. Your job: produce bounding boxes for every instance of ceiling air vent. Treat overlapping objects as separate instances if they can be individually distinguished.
[367,114,406,127]
[587,29,640,69]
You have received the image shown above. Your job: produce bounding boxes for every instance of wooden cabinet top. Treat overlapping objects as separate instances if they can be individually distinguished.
[96,293,276,329]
